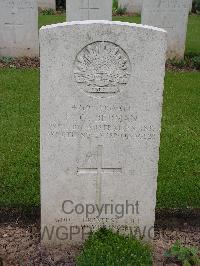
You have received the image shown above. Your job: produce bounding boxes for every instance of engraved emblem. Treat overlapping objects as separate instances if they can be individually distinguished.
[74,41,131,98]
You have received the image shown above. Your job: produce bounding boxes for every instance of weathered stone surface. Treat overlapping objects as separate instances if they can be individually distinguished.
[66,0,112,21]
[118,0,143,14]
[40,21,167,245]
[38,0,56,10]
[189,0,193,12]
[0,0,39,57]
[142,0,190,59]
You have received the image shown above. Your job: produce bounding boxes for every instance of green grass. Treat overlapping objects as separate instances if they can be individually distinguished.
[76,228,152,266]
[0,14,200,208]
[38,14,141,28]
[0,70,40,207]
[186,15,200,55]
[39,14,66,28]
[0,70,199,208]
[157,72,200,209]
[113,14,141,24]
[39,14,200,55]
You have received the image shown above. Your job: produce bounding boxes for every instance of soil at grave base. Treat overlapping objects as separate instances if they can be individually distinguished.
[0,57,199,72]
[0,222,200,266]
[0,57,39,69]
[112,12,139,17]
[0,222,81,266]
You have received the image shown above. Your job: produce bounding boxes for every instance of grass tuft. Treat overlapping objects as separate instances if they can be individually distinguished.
[76,228,153,266]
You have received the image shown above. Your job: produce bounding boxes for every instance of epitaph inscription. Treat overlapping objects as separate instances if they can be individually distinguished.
[74,42,131,97]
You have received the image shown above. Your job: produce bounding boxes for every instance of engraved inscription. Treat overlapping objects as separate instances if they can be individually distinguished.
[157,0,189,9]
[74,41,131,98]
[48,104,157,141]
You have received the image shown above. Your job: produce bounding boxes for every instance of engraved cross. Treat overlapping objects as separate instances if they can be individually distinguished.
[80,0,99,19]
[77,145,122,206]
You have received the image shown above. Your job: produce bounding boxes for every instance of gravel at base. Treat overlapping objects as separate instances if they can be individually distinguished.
[0,222,199,266]
[0,57,198,72]
[0,223,81,266]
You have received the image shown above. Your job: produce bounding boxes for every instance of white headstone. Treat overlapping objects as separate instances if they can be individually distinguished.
[66,0,112,21]
[40,20,167,245]
[0,0,39,57]
[142,0,190,59]
[189,0,193,12]
[38,0,56,10]
[119,0,143,14]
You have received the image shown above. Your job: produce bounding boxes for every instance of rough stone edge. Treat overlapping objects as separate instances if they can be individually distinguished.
[40,20,167,33]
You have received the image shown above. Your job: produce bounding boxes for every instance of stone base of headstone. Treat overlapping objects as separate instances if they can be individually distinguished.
[118,0,143,14]
[38,0,56,10]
